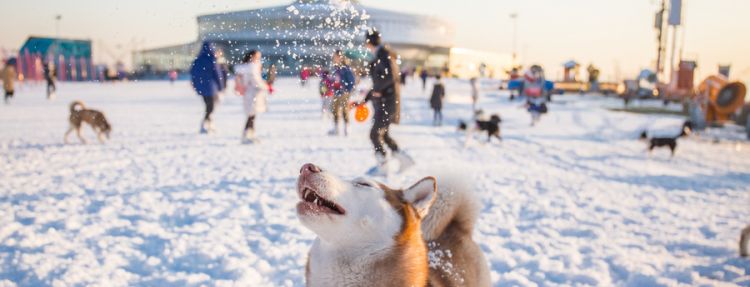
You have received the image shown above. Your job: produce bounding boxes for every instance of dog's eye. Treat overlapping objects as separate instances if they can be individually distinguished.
[354,181,372,188]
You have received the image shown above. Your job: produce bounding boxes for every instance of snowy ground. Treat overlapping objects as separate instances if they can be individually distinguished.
[1,78,749,286]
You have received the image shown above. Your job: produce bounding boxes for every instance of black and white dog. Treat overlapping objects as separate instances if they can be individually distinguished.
[458,114,502,143]
[640,121,693,156]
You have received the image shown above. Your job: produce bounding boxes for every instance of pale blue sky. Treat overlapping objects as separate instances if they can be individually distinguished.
[1,0,748,83]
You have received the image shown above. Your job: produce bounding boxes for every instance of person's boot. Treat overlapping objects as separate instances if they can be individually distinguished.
[327,123,339,136]
[207,120,217,134]
[366,153,388,176]
[242,128,255,144]
[393,151,415,173]
[200,120,209,134]
[343,124,349,137]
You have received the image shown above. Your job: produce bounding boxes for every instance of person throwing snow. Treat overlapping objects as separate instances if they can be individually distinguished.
[358,29,414,176]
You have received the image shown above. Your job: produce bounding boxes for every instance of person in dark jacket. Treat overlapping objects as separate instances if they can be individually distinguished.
[430,75,446,126]
[190,42,225,134]
[43,62,56,99]
[420,69,429,91]
[359,29,414,176]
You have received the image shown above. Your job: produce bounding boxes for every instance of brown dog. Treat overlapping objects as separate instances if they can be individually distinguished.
[65,101,111,144]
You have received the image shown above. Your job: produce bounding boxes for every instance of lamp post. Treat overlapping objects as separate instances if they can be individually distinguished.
[54,14,62,81]
[510,13,518,66]
[55,15,61,39]
[655,0,665,81]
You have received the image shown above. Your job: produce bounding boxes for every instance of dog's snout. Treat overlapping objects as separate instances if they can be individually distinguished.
[300,163,321,175]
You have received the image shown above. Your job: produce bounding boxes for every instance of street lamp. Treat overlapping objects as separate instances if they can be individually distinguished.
[55,14,62,38]
[509,13,518,65]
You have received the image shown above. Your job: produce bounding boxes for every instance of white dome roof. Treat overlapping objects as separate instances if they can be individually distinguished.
[197,0,454,48]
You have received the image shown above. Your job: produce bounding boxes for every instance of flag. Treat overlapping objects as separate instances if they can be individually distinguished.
[668,0,682,26]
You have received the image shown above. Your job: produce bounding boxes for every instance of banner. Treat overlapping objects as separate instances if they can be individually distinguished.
[668,0,682,26]
[718,65,731,78]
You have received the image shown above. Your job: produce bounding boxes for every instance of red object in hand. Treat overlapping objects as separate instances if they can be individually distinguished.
[268,85,274,94]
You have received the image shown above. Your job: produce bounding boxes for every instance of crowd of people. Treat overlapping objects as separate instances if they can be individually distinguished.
[183,27,563,174]
[0,58,76,105]
[187,30,416,175]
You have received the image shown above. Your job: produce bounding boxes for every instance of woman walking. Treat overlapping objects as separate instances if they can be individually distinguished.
[430,75,446,126]
[234,50,268,144]
[328,50,356,136]
[190,42,225,134]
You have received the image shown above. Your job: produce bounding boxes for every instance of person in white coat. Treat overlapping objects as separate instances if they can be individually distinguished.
[234,50,268,144]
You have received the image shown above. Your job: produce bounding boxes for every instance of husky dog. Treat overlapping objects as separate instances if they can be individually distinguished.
[296,163,490,287]
[65,101,111,144]
[640,121,693,156]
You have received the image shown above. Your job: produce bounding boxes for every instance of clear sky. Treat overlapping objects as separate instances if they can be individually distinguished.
[1,0,748,83]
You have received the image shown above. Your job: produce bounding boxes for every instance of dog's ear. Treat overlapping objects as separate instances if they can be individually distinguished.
[403,176,437,218]
[683,121,693,131]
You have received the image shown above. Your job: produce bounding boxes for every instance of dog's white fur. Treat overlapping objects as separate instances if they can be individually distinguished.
[298,176,406,250]
[422,173,491,286]
[421,173,478,241]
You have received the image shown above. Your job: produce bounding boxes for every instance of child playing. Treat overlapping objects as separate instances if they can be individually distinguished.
[319,70,334,119]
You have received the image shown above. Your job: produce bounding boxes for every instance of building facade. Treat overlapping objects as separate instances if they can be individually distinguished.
[134,0,454,75]
[18,36,94,81]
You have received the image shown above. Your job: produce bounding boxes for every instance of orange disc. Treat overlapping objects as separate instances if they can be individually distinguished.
[354,104,369,122]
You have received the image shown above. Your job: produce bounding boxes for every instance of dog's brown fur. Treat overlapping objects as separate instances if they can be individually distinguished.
[65,101,111,144]
[373,181,432,287]
[375,177,490,287]
[740,224,750,257]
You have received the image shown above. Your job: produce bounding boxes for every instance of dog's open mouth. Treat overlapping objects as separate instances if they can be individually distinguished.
[298,187,346,215]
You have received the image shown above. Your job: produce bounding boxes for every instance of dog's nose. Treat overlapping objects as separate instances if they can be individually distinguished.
[300,163,321,175]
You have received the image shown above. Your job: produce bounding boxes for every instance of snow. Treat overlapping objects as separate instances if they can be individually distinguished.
[1,78,749,286]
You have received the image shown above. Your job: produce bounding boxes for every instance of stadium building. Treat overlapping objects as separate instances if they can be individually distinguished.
[133,0,455,75]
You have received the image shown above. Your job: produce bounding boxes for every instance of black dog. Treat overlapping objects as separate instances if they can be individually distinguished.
[458,114,502,143]
[640,121,693,156]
